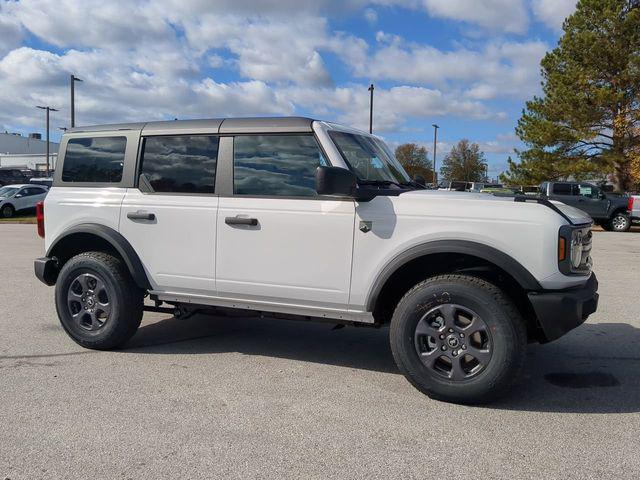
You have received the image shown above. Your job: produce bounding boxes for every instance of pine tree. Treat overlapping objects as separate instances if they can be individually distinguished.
[502,0,640,190]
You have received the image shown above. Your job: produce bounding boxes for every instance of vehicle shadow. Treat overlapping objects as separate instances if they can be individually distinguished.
[125,313,640,413]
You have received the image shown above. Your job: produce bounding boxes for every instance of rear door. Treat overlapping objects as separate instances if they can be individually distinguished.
[119,134,220,295]
[215,134,355,310]
[549,182,580,208]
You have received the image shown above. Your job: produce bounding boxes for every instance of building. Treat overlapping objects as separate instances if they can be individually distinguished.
[0,131,59,171]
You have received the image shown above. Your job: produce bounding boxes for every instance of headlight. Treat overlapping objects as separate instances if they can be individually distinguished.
[570,230,583,269]
[558,225,592,275]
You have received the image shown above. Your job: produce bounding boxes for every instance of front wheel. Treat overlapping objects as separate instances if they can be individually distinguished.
[55,251,144,350]
[608,212,630,232]
[1,204,14,218]
[390,274,526,404]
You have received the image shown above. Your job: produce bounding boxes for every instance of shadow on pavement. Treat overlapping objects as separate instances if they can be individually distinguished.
[125,313,640,413]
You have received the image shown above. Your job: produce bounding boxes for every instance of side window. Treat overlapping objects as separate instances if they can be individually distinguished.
[62,137,126,183]
[140,136,218,194]
[552,183,574,195]
[233,135,327,196]
[578,184,598,198]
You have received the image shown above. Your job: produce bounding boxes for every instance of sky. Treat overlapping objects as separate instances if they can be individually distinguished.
[0,0,577,178]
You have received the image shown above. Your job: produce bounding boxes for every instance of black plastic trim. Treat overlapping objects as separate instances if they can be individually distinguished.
[46,223,152,290]
[365,240,542,311]
[528,273,598,342]
[34,257,58,286]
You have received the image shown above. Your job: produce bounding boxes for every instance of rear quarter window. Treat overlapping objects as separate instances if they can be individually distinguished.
[62,136,126,183]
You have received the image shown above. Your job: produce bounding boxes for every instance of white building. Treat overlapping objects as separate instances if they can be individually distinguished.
[0,131,59,171]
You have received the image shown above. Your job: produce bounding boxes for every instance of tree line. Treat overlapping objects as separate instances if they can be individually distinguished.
[395,140,489,184]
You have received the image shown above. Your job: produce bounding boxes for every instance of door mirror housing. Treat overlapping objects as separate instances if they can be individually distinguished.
[315,166,356,197]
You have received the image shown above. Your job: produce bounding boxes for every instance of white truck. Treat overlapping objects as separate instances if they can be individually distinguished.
[34,117,599,404]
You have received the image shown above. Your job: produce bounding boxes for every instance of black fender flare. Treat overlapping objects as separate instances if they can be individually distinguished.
[47,223,152,290]
[365,240,542,312]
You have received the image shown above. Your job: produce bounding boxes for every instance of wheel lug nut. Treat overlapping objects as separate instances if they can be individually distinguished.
[459,333,464,338]
[462,345,467,350]
[439,334,445,339]
[448,328,454,333]
[452,351,458,356]
[441,345,447,351]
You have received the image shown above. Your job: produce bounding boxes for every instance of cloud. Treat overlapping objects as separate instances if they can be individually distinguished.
[364,8,379,25]
[360,35,548,99]
[421,0,529,34]
[531,0,577,31]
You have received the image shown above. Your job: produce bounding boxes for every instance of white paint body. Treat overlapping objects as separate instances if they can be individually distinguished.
[43,121,593,323]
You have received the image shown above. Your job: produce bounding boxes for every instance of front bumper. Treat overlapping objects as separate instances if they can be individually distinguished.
[528,273,599,342]
[34,256,58,286]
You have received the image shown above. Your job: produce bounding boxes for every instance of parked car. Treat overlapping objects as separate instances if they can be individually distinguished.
[29,177,54,188]
[34,117,598,404]
[0,168,29,186]
[439,180,470,191]
[0,184,48,217]
[539,181,631,232]
[469,182,501,193]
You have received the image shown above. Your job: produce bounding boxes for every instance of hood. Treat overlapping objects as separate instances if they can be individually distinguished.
[398,190,592,225]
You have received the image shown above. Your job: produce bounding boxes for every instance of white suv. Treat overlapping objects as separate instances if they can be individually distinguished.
[34,117,599,404]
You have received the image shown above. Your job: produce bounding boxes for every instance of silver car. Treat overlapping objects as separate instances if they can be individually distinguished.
[0,184,48,218]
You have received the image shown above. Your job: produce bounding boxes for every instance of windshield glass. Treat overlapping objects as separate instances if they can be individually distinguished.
[328,131,410,184]
[0,187,18,197]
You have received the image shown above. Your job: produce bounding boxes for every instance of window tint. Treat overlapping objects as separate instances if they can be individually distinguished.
[140,136,218,194]
[62,137,126,183]
[233,135,327,196]
[552,183,575,195]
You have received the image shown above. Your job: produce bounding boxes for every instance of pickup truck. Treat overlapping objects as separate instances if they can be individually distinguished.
[631,195,639,225]
[539,181,631,232]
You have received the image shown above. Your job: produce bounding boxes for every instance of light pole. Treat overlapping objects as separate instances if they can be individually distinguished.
[368,84,374,134]
[432,124,439,185]
[36,106,58,176]
[70,74,83,127]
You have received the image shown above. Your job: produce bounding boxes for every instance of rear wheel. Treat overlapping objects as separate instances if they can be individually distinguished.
[608,212,630,232]
[55,251,144,350]
[1,204,14,218]
[390,274,526,404]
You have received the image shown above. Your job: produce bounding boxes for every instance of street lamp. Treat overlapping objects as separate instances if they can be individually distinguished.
[70,74,83,127]
[432,124,439,185]
[36,105,58,176]
[368,84,374,134]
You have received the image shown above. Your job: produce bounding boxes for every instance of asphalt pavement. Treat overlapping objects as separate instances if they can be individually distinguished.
[1,224,639,479]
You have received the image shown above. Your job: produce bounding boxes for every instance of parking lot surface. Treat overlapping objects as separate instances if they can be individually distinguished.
[1,224,639,479]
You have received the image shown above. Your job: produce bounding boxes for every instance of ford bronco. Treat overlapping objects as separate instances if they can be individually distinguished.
[34,117,599,404]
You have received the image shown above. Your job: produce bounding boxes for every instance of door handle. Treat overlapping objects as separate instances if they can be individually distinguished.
[225,216,258,226]
[127,211,156,221]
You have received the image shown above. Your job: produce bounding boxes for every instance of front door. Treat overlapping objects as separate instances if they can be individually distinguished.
[119,134,220,295]
[216,134,355,310]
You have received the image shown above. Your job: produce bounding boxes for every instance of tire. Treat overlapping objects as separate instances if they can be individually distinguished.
[1,204,14,218]
[389,274,526,404]
[55,251,144,350]
[608,212,630,232]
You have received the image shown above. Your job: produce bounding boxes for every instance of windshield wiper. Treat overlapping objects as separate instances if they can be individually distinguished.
[358,179,413,189]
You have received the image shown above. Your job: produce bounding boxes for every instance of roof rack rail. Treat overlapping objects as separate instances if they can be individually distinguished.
[514,195,574,224]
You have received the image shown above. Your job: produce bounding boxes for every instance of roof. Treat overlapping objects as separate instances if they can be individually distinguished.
[66,117,316,135]
[0,132,59,155]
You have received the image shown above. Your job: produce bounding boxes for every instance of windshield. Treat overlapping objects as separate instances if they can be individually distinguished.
[329,131,410,184]
[0,187,18,197]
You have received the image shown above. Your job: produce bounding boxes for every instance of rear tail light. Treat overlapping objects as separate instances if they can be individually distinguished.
[36,201,45,238]
[629,196,634,212]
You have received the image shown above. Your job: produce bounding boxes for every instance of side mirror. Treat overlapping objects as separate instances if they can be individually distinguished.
[315,166,356,196]
[599,191,607,200]
[14,193,22,198]
[413,174,426,187]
